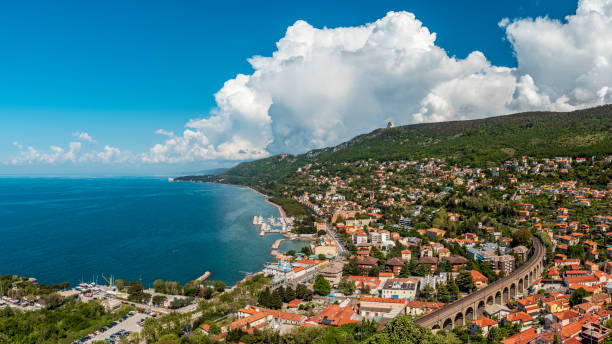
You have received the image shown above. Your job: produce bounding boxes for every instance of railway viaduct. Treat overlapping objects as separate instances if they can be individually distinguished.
[414,236,546,330]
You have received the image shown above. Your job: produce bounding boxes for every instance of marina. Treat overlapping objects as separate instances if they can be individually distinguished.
[252,214,294,236]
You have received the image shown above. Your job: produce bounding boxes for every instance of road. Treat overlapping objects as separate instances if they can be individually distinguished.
[327,226,348,255]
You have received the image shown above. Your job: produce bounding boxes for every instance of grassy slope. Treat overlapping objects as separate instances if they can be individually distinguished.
[176,105,612,192]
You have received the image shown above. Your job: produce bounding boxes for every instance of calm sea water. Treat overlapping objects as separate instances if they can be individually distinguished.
[0,177,309,287]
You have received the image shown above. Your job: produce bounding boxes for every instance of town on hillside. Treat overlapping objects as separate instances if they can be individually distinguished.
[4,154,610,344]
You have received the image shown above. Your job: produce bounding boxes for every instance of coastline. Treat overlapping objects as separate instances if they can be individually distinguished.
[237,185,287,218]
[265,199,287,218]
[172,180,296,287]
[175,179,291,219]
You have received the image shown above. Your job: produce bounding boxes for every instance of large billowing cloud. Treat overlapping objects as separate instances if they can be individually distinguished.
[502,0,612,110]
[8,0,612,165]
[146,0,612,163]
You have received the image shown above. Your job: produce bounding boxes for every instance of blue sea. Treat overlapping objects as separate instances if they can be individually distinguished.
[0,177,309,287]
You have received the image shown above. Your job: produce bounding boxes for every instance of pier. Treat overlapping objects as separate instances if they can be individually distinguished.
[195,271,211,282]
[271,239,284,249]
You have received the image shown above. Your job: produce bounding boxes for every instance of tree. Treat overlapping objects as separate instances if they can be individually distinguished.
[570,287,589,307]
[371,247,386,261]
[420,285,435,301]
[284,286,296,302]
[361,284,371,295]
[277,286,286,302]
[365,316,460,344]
[295,284,313,301]
[153,279,166,293]
[41,292,63,309]
[152,295,167,306]
[183,281,200,296]
[202,287,214,300]
[368,265,380,277]
[338,278,356,296]
[343,258,359,276]
[413,264,431,277]
[258,287,271,307]
[436,283,450,303]
[447,275,460,301]
[456,270,475,293]
[567,245,585,260]
[301,246,313,256]
[512,228,531,247]
[270,289,283,309]
[314,275,331,296]
[169,297,193,309]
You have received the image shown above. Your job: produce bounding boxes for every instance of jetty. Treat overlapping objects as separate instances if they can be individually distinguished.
[271,239,284,249]
[195,271,211,282]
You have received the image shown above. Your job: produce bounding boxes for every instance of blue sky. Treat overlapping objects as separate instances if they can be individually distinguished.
[1,0,601,175]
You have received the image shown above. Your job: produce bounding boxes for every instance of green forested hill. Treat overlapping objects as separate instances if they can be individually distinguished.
[176,105,612,193]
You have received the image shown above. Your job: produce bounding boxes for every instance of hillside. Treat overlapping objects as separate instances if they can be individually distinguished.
[176,105,612,193]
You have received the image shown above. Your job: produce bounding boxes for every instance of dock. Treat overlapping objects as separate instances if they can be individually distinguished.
[195,271,211,282]
[271,239,284,249]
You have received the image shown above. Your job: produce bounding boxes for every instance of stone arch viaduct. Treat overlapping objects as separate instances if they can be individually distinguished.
[414,236,546,330]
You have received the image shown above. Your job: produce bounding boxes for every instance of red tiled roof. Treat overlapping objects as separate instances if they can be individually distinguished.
[471,269,489,283]
[471,317,497,327]
[553,309,580,321]
[505,311,533,323]
[311,304,359,326]
[360,296,406,304]
[500,328,538,344]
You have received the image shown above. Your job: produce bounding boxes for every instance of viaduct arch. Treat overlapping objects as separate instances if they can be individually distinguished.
[415,236,545,330]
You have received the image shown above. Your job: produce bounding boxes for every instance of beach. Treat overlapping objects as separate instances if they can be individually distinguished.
[266,199,287,218]
[239,185,288,218]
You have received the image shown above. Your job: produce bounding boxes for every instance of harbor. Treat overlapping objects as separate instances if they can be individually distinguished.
[252,214,294,236]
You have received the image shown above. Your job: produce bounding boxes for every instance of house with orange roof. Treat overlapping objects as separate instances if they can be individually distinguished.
[238,305,306,326]
[575,302,600,314]
[359,296,407,319]
[500,328,539,344]
[425,228,446,240]
[420,245,433,257]
[568,283,601,294]
[200,324,211,335]
[311,303,360,326]
[287,299,301,309]
[470,317,498,335]
[405,300,445,316]
[517,295,541,315]
[548,266,560,279]
[552,309,581,326]
[544,298,570,314]
[564,275,599,287]
[502,311,533,326]
[559,319,588,340]
[230,311,272,331]
[585,261,599,271]
[347,276,381,292]
[471,269,489,290]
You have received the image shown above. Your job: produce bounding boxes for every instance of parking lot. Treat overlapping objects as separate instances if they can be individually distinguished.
[76,311,151,344]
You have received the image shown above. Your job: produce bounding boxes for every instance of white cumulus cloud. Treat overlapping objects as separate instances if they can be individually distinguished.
[155,129,175,137]
[146,0,612,162]
[7,0,612,166]
[73,131,96,143]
